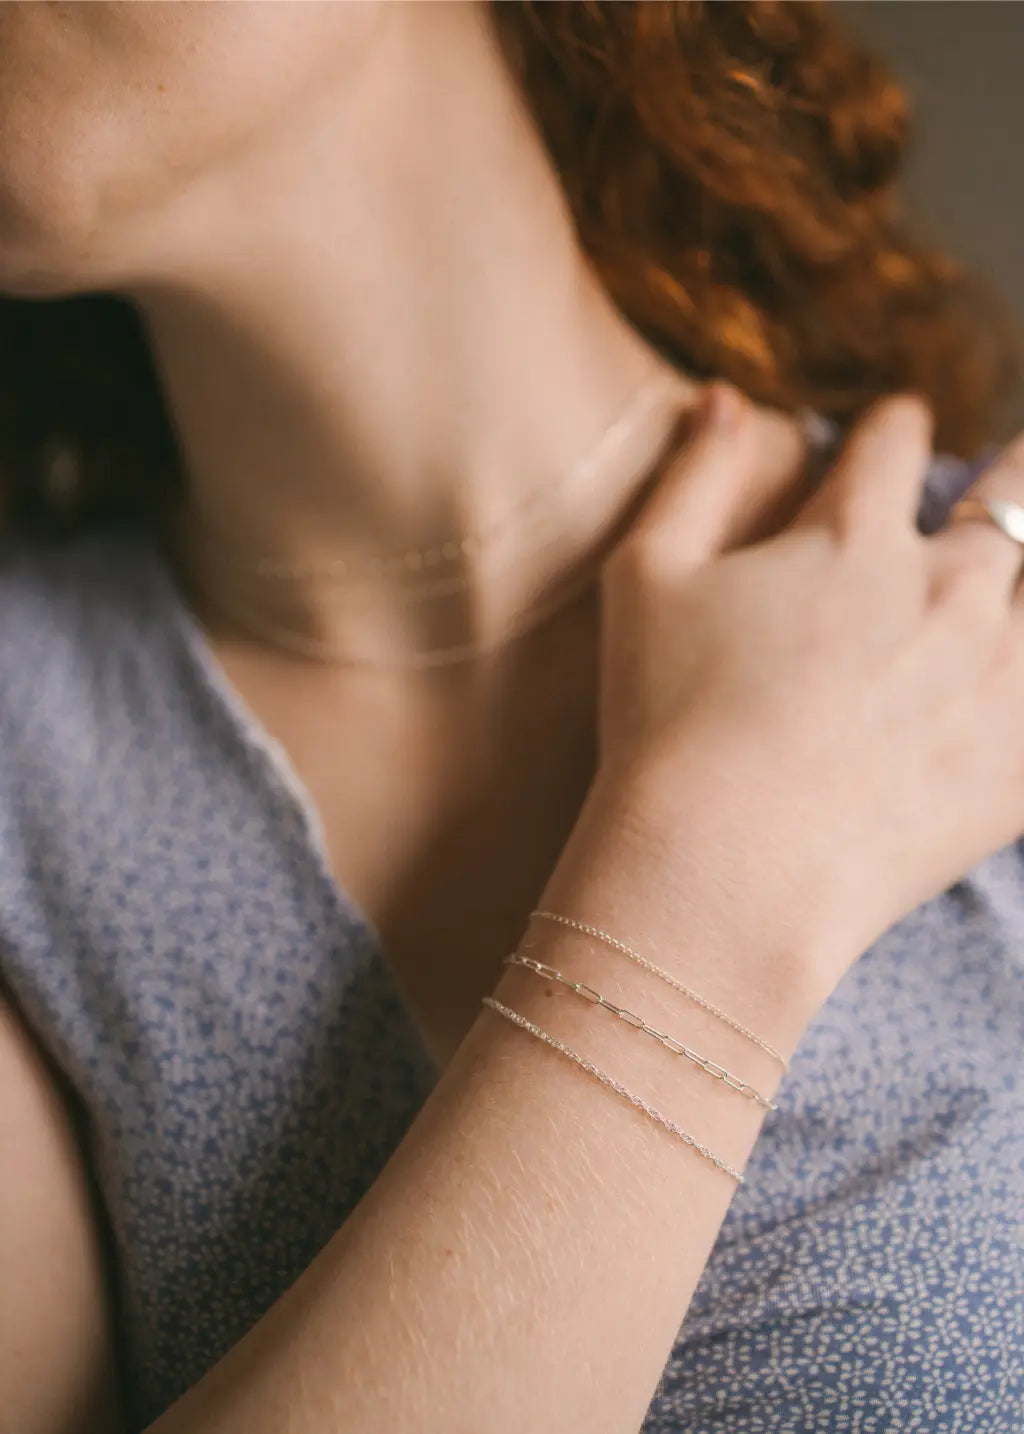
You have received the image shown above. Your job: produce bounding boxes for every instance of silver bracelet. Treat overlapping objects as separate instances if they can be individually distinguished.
[504,952,778,1111]
[481,996,744,1183]
[530,909,789,1072]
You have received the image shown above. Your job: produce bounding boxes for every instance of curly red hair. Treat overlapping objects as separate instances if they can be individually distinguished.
[1,0,1020,535]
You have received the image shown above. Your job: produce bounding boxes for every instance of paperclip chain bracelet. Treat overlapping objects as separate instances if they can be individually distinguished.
[530,909,788,1072]
[504,952,778,1111]
[481,997,744,1183]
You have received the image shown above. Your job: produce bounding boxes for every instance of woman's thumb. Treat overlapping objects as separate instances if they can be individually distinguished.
[617,381,757,572]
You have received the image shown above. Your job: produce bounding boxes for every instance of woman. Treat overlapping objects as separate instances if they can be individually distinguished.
[0,2,1020,1430]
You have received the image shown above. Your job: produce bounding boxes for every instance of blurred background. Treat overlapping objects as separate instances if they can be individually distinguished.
[839,0,1024,432]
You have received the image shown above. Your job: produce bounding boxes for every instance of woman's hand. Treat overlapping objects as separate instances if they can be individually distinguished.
[577,381,1024,1008]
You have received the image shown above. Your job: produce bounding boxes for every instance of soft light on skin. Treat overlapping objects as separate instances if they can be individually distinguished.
[0,0,701,664]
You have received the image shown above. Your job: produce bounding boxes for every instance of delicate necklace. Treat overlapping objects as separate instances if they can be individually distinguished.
[186,367,685,591]
[190,544,609,671]
[178,369,696,671]
[174,386,837,672]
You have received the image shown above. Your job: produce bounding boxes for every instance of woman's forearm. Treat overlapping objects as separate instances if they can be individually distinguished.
[147,790,828,1434]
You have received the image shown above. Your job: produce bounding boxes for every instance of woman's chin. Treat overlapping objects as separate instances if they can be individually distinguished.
[0,226,116,301]
[0,169,138,300]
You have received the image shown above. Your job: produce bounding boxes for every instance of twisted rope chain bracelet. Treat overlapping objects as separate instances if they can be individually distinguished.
[504,952,778,1111]
[530,910,788,1072]
[480,997,744,1183]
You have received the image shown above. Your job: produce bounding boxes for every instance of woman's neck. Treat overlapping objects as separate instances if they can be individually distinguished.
[118,1,699,668]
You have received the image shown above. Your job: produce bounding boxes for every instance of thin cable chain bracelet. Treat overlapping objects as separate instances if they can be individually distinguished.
[503,952,778,1111]
[530,910,789,1072]
[481,997,744,1183]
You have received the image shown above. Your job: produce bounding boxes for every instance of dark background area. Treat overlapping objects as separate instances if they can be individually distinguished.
[839,0,1024,433]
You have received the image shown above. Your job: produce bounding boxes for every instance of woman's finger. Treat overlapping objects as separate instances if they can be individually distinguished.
[614,381,760,575]
[790,391,935,544]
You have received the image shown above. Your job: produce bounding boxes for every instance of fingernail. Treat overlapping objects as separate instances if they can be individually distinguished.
[705,381,742,430]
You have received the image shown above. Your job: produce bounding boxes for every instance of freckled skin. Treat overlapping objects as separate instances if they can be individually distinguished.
[0,0,384,296]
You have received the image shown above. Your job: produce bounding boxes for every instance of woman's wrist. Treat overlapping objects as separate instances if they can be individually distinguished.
[531,771,845,1056]
[479,795,804,1191]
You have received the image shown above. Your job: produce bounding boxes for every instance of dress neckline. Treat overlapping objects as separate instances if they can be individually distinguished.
[143,529,445,1083]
